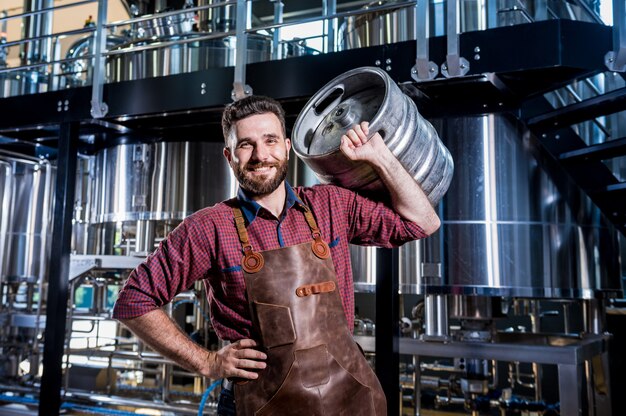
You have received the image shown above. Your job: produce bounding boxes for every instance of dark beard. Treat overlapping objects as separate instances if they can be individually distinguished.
[234,158,289,197]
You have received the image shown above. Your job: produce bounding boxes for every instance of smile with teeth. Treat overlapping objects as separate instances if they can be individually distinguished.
[247,165,275,174]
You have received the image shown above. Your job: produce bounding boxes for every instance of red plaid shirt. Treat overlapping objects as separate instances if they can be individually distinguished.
[113,183,426,341]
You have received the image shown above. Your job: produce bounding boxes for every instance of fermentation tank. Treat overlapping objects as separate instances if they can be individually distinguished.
[423,114,622,298]
[107,34,272,82]
[80,141,236,255]
[344,113,621,298]
[0,156,53,288]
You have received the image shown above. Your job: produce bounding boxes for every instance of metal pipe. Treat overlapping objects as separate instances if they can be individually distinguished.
[104,30,236,56]
[250,1,417,34]
[0,150,40,163]
[0,54,97,75]
[424,294,449,339]
[21,0,54,66]
[563,302,571,334]
[322,0,337,53]
[232,0,251,100]
[0,26,95,50]
[413,0,438,81]
[583,299,605,334]
[106,1,237,28]
[442,0,469,77]
[64,391,210,416]
[271,1,284,60]
[0,160,12,280]
[90,0,108,118]
[31,159,52,360]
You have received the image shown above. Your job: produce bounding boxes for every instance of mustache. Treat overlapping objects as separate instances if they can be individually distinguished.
[245,162,277,169]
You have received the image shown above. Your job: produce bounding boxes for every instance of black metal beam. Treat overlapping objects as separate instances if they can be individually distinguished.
[559,136,626,162]
[526,87,626,132]
[375,248,399,415]
[39,122,78,416]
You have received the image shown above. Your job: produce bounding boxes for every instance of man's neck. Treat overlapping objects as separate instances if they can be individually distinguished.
[251,182,287,218]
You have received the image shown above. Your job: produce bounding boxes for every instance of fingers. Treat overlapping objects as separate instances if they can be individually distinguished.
[360,121,369,136]
[222,339,267,380]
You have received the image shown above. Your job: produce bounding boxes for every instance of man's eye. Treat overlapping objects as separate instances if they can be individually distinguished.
[238,142,251,148]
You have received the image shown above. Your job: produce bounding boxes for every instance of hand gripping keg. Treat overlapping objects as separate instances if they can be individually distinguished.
[292,66,453,205]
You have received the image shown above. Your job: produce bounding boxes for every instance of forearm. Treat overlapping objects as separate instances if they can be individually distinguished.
[341,123,441,235]
[371,145,440,235]
[120,308,213,377]
[119,308,267,380]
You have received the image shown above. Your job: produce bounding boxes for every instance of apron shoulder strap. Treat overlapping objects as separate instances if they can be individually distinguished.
[232,207,265,273]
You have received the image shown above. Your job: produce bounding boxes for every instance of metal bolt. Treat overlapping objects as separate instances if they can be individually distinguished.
[411,68,417,74]
[555,134,560,140]
[245,89,251,95]
[460,63,466,69]
[201,83,206,88]
[64,100,69,106]
[374,60,381,66]
[385,65,392,71]
[385,58,391,64]
[57,100,63,106]
[429,67,436,73]
[474,54,480,60]
[201,89,206,95]
[474,46,481,53]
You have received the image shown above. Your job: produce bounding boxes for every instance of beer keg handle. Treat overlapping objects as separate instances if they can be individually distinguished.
[312,86,345,117]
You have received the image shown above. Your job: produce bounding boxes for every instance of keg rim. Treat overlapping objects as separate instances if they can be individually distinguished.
[292,66,392,160]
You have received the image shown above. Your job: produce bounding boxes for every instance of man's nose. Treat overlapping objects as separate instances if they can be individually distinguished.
[251,143,269,161]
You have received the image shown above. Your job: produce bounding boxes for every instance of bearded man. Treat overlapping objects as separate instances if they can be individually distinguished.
[113,95,440,415]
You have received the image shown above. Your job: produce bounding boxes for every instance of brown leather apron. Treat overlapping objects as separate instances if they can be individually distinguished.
[231,205,387,416]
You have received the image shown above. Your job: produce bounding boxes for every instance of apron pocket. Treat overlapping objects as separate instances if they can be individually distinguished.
[255,345,376,416]
[254,302,296,349]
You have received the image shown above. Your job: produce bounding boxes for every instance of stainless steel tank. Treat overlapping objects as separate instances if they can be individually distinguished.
[417,114,622,298]
[61,35,127,88]
[338,0,599,51]
[339,2,416,50]
[0,155,54,284]
[292,66,454,206]
[107,34,271,82]
[83,141,236,255]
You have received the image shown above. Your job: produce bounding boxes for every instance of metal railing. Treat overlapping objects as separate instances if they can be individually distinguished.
[0,0,619,104]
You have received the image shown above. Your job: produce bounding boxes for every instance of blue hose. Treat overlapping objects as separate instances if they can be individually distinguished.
[198,379,222,416]
[0,394,38,404]
[60,402,140,416]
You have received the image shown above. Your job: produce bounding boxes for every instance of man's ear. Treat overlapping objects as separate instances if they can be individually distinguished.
[285,138,291,159]
[223,146,232,163]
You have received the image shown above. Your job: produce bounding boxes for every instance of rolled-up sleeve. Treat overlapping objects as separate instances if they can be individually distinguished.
[338,186,427,247]
[112,216,213,320]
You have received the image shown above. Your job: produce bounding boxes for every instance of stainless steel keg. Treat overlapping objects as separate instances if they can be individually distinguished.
[291,66,453,205]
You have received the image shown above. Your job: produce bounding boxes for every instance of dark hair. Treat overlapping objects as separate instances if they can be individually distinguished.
[221,95,286,144]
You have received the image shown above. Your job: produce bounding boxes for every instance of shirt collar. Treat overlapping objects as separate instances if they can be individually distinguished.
[237,181,305,225]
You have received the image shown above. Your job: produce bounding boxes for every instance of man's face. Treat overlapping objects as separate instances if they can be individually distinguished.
[224,112,291,197]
